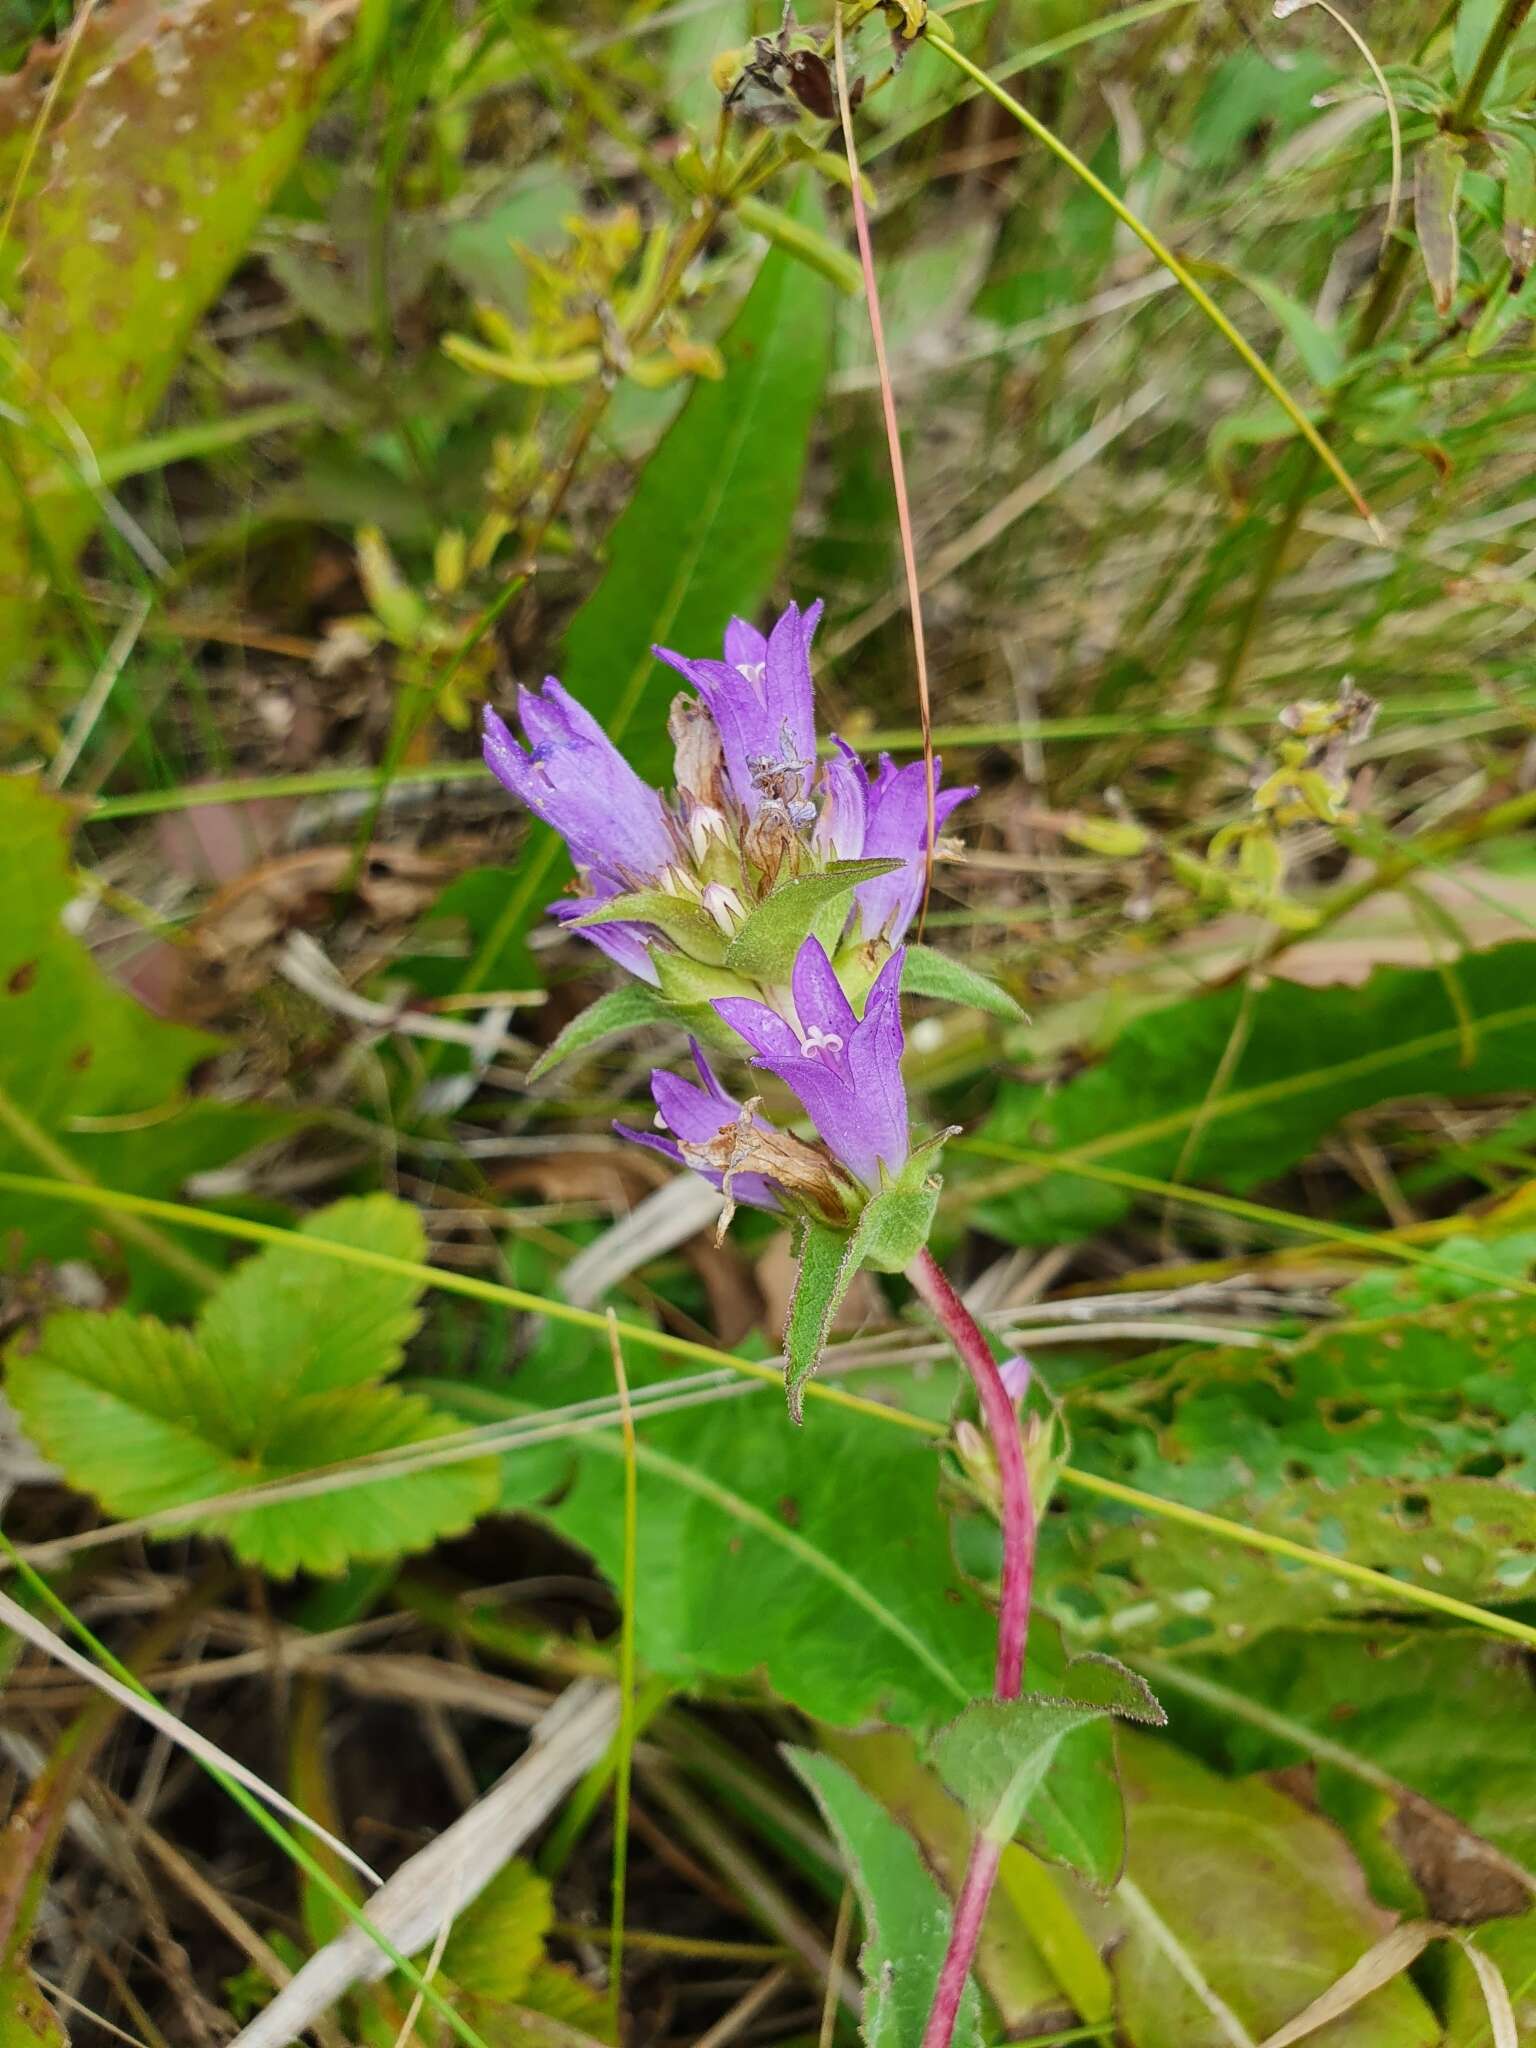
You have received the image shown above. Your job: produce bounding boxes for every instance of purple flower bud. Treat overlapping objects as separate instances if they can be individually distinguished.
[997,1354,1031,1404]
[837,749,977,945]
[714,936,908,1190]
[484,681,675,883]
[654,602,823,817]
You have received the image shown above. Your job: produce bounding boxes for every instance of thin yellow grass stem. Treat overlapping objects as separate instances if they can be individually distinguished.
[924,35,1382,536]
[606,1310,639,2033]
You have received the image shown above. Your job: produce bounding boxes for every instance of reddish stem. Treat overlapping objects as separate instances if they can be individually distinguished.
[908,1247,1034,1699]
[907,1246,1038,2048]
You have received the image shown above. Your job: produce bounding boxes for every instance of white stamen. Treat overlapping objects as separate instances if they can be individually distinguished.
[799,1025,843,1058]
[736,660,766,687]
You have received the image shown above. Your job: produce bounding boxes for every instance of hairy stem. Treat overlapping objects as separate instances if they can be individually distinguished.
[906,1246,1037,2048]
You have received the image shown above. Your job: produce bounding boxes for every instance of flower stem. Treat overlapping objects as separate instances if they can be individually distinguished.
[906,1246,1038,2048]
[908,1246,1034,1699]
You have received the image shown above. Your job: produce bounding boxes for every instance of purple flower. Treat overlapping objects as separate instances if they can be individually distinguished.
[654,602,823,817]
[614,1043,780,1212]
[715,937,908,1190]
[842,750,977,944]
[484,680,675,883]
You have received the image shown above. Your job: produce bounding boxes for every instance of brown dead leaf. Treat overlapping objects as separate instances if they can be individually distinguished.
[1387,1800,1531,1925]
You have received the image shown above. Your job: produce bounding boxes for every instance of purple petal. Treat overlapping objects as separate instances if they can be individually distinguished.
[856,754,977,943]
[482,685,675,883]
[813,739,868,862]
[997,1354,1032,1403]
[712,995,803,1064]
[790,935,858,1050]
[654,601,824,814]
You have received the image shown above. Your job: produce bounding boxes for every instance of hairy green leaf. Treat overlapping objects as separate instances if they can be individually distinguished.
[6,1198,498,1577]
[724,858,903,982]
[0,775,273,1305]
[932,1659,1163,1851]
[976,944,1536,1245]
[788,1749,986,2048]
[783,1219,862,1425]
[526,984,676,1083]
[901,943,1027,1023]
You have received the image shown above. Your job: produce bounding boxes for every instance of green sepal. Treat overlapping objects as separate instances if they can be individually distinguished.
[901,943,1027,1023]
[725,858,904,982]
[931,1656,1164,1849]
[527,984,675,1084]
[853,1170,943,1275]
[570,887,727,965]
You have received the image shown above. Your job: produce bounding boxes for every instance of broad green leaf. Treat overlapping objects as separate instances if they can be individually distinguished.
[783,1219,862,1424]
[1416,134,1465,315]
[932,1659,1162,1849]
[443,1359,997,1731]
[788,1750,987,2048]
[1453,0,1512,101]
[901,943,1026,1023]
[724,858,904,982]
[6,1198,498,1577]
[527,984,676,1083]
[0,775,273,1306]
[1042,1282,1536,1650]
[560,180,834,781]
[1108,1734,1440,2048]
[0,0,347,665]
[975,943,1536,1246]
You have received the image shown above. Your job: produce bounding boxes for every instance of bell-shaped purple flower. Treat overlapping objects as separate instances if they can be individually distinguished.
[714,937,908,1190]
[614,1043,780,1212]
[654,602,823,817]
[484,680,675,883]
[843,749,977,944]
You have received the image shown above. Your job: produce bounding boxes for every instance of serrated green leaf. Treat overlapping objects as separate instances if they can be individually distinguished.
[724,859,904,982]
[1416,134,1465,315]
[527,984,676,1083]
[784,1218,863,1425]
[931,1659,1163,1851]
[5,1197,498,1578]
[787,1749,987,2048]
[901,943,1026,1023]
[976,943,1536,1246]
[0,776,275,1307]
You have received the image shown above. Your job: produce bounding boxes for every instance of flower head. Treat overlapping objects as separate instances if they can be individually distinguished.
[484,680,675,884]
[714,936,908,1190]
[654,601,823,818]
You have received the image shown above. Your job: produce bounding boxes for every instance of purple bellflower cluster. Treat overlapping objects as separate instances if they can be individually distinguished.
[483,600,974,1233]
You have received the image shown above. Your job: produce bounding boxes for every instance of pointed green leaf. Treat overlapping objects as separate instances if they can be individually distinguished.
[724,859,904,983]
[932,1659,1164,1848]
[1416,134,1465,315]
[902,944,1027,1023]
[570,888,727,965]
[788,1749,987,2048]
[784,1218,864,1424]
[527,985,675,1083]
